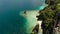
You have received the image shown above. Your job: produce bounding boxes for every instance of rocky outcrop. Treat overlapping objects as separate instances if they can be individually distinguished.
[36,0,60,34]
[31,24,39,34]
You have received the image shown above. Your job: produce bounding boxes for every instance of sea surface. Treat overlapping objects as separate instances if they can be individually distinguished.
[0,0,45,34]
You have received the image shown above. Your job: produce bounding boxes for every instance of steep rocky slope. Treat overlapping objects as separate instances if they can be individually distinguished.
[36,0,60,34]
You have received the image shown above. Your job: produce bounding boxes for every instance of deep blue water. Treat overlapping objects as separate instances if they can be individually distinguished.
[0,0,45,34]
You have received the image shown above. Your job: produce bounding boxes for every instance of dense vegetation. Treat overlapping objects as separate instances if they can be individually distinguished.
[36,0,60,32]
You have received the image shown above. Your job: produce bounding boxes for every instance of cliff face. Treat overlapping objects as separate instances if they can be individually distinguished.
[36,0,60,34]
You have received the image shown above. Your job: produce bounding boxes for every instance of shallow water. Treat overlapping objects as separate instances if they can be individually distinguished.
[0,0,45,34]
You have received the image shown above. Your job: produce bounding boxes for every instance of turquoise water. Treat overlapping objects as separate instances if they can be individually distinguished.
[0,0,45,34]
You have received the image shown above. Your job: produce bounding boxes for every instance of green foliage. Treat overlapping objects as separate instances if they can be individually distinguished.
[56,3,60,11]
[40,7,55,27]
[38,0,60,29]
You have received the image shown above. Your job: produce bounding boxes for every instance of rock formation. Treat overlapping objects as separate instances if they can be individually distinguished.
[31,24,39,34]
[36,0,60,34]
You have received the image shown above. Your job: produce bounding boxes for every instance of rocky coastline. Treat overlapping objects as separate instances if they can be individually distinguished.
[36,0,60,34]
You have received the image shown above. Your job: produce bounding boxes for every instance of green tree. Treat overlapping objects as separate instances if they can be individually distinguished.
[39,6,55,28]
